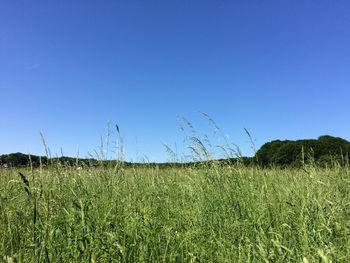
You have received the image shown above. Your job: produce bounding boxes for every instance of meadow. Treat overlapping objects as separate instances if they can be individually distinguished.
[1,162,349,262]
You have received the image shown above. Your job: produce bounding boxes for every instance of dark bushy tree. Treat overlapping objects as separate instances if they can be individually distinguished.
[256,135,350,167]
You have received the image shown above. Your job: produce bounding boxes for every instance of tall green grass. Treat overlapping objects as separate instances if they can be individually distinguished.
[1,163,349,262]
[1,119,350,262]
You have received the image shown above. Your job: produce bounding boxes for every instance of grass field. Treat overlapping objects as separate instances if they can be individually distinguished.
[1,163,350,262]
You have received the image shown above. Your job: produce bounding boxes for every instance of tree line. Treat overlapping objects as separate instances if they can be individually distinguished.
[1,135,349,168]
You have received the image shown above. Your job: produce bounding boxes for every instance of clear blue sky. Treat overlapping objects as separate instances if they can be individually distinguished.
[1,0,350,162]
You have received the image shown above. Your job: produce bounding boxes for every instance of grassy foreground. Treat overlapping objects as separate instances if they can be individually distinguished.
[0,164,349,262]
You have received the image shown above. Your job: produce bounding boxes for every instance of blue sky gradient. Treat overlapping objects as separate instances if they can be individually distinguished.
[1,0,350,162]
